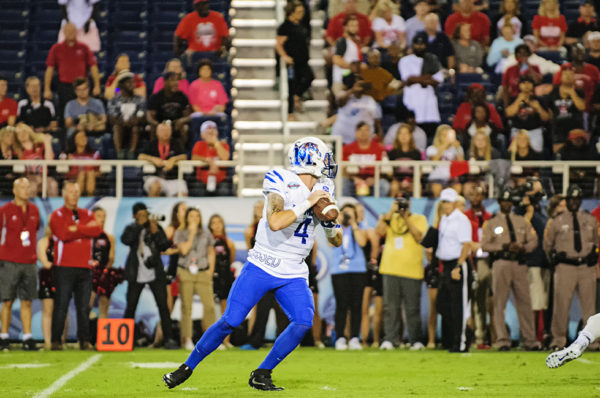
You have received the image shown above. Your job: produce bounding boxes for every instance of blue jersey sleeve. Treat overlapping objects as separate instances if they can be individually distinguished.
[262,169,286,198]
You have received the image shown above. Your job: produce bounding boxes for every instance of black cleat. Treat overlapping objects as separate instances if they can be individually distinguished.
[0,338,9,351]
[249,369,284,391]
[22,339,39,351]
[163,364,192,389]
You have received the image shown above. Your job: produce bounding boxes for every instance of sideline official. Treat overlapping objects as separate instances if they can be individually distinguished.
[481,187,540,351]
[0,178,40,351]
[544,185,599,349]
[436,188,473,353]
[50,181,103,350]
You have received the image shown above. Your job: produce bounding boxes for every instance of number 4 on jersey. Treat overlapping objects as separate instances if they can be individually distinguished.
[294,217,312,244]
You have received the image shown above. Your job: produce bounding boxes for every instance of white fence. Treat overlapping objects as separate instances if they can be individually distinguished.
[1,158,599,198]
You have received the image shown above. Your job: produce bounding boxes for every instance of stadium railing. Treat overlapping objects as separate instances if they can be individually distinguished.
[0,158,598,198]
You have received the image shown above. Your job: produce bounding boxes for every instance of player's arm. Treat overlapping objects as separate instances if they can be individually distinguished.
[266,191,328,231]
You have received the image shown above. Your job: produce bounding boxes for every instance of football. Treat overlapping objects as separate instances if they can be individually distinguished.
[313,197,339,222]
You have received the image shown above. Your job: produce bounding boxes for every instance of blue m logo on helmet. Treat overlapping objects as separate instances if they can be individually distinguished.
[288,137,337,179]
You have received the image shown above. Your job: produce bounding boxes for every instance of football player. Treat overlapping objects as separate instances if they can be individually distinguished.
[163,137,342,390]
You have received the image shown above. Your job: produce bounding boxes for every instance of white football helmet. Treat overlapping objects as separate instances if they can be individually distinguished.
[288,137,337,178]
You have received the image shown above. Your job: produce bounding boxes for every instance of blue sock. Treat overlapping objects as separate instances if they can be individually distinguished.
[259,322,311,370]
[184,318,233,370]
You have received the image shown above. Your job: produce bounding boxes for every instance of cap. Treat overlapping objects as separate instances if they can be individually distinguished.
[201,120,217,133]
[440,188,458,202]
[132,202,147,216]
[194,0,208,3]
[582,0,594,5]
[589,31,600,41]
[468,83,485,92]
[497,187,513,202]
[413,0,428,4]
[412,33,427,45]
[116,70,134,83]
[568,129,587,141]
[566,184,583,199]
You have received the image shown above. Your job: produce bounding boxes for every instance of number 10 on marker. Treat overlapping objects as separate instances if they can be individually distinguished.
[97,319,134,351]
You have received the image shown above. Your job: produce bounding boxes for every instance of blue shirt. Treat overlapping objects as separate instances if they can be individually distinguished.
[64,97,106,120]
[487,37,523,71]
[330,226,367,275]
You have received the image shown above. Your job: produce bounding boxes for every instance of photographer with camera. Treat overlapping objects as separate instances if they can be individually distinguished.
[544,185,599,350]
[331,204,368,351]
[376,193,428,350]
[122,202,178,349]
[481,187,540,351]
[513,177,551,346]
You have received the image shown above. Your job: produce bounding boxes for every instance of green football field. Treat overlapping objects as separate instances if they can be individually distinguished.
[1,347,600,398]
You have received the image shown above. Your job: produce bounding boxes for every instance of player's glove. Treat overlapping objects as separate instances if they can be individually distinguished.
[321,220,341,238]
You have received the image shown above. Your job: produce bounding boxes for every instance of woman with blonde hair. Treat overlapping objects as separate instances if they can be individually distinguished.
[509,129,540,162]
[174,207,216,350]
[426,124,464,198]
[13,123,58,197]
[532,0,567,50]
[496,0,522,37]
[370,0,406,50]
[468,131,501,161]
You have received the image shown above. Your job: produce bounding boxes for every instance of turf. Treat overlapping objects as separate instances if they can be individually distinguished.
[1,347,600,397]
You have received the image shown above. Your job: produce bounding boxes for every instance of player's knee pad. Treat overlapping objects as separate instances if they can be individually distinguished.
[220,304,248,329]
[293,306,314,329]
[288,322,312,340]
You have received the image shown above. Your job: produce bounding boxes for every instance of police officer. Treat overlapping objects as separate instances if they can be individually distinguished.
[544,184,599,349]
[481,187,540,351]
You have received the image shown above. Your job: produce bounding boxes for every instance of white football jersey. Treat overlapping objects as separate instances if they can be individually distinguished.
[248,168,335,279]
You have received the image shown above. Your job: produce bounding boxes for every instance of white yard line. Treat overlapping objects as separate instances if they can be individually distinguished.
[576,358,598,365]
[0,363,50,369]
[128,361,181,369]
[33,354,102,398]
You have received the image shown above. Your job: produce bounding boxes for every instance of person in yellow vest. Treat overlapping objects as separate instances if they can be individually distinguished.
[376,193,428,350]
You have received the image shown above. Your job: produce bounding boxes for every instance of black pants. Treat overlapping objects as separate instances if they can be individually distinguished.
[437,260,470,352]
[331,273,365,340]
[288,61,314,114]
[51,267,93,344]
[124,279,173,342]
[247,291,288,348]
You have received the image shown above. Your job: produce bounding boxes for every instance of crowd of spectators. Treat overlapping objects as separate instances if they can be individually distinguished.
[311,0,600,198]
[0,0,233,198]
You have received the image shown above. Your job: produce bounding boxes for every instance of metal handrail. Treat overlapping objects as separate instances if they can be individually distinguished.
[2,158,598,198]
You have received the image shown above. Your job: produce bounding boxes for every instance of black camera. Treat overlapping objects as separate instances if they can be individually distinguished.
[342,213,352,226]
[148,213,166,222]
[396,197,409,212]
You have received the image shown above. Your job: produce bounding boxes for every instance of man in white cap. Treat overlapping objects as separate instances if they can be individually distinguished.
[191,121,230,193]
[435,187,473,352]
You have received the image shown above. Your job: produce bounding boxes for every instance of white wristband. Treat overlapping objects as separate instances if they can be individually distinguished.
[325,225,339,238]
[293,200,312,219]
